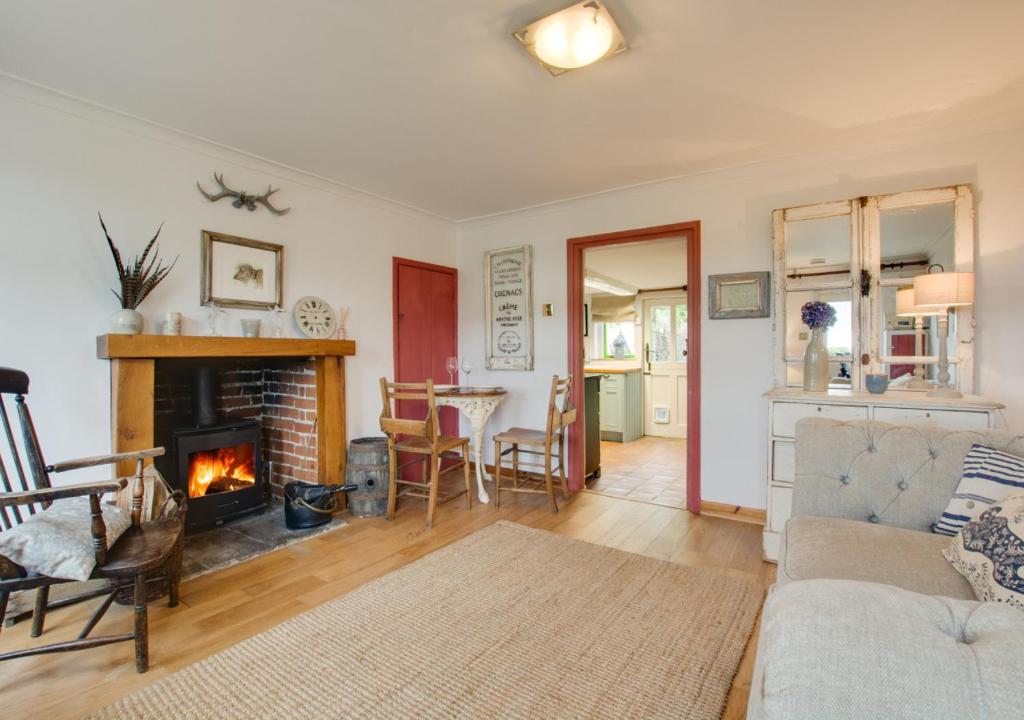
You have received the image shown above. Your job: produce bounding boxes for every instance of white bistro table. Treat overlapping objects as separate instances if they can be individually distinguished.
[435,386,506,504]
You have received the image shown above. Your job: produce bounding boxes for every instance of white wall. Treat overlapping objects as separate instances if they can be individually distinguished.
[456,126,1024,509]
[0,77,455,480]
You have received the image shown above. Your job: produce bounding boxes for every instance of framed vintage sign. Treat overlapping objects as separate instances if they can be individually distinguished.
[485,245,534,370]
[708,271,770,319]
[201,230,283,309]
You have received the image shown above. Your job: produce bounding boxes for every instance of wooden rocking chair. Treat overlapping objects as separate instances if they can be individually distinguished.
[0,367,185,673]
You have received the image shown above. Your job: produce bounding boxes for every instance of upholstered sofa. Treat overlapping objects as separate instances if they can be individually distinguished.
[747,418,1024,720]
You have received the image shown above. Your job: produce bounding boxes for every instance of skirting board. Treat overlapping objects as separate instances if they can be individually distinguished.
[700,501,766,525]
[473,461,766,526]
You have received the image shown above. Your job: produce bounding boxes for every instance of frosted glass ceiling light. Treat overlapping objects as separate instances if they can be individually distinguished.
[513,1,627,76]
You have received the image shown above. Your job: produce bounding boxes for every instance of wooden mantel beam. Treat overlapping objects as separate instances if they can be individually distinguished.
[97,334,356,359]
[98,334,355,488]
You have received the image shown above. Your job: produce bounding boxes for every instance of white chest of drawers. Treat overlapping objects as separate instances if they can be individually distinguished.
[762,387,1005,561]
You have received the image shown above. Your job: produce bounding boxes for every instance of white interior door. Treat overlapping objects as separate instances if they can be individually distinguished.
[642,296,688,438]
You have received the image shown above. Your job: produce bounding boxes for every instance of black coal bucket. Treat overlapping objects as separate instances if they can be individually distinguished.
[283,481,356,530]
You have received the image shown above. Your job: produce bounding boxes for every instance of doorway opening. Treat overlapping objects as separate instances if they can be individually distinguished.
[566,222,701,513]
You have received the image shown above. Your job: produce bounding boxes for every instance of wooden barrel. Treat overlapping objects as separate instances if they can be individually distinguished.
[345,437,390,517]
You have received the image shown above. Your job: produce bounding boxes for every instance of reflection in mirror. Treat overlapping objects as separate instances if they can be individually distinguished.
[879,202,955,280]
[785,214,851,282]
[880,284,957,388]
[784,289,853,388]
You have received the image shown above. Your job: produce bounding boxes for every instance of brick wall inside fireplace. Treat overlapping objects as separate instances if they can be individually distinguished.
[154,358,318,496]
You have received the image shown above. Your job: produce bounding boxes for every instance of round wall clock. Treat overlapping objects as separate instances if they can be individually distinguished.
[293,296,338,339]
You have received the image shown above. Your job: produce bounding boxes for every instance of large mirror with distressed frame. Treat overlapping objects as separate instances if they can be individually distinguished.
[773,185,975,393]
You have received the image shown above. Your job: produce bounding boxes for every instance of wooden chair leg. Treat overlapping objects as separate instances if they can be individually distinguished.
[462,444,472,509]
[31,586,49,638]
[425,452,440,528]
[0,591,9,637]
[133,573,149,673]
[512,444,519,486]
[168,552,181,608]
[493,440,502,509]
[558,439,569,498]
[544,453,558,513]
[386,445,399,521]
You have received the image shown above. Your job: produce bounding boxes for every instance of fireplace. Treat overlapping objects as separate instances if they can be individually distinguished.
[100,335,355,520]
[172,420,264,531]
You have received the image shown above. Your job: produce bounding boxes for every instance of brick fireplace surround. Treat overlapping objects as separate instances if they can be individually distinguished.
[97,334,356,496]
[153,359,319,493]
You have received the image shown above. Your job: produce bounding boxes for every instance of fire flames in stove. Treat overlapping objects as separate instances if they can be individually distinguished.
[187,443,256,498]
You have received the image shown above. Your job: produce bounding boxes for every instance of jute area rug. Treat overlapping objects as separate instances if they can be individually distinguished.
[90,521,763,719]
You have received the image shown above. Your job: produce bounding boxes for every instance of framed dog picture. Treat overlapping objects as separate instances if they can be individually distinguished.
[200,230,283,309]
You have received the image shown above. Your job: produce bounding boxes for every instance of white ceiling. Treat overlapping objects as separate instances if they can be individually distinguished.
[2,1,1024,220]
[585,237,685,290]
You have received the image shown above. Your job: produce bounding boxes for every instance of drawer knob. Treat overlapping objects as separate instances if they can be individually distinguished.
[817,407,822,412]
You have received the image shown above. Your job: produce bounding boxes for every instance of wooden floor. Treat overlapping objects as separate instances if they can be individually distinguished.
[0,482,774,719]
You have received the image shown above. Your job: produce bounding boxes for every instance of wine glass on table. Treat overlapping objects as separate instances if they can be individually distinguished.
[446,356,459,386]
[460,357,473,388]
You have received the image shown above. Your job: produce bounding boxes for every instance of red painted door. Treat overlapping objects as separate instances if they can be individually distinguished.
[889,334,916,379]
[393,258,458,452]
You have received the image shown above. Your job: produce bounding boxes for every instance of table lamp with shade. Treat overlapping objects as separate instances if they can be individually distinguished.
[895,287,940,390]
[912,269,974,398]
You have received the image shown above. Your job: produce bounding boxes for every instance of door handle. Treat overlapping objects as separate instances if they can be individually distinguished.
[644,343,652,373]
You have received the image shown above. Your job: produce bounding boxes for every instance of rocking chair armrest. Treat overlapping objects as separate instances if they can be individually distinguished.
[0,478,127,507]
[46,447,165,474]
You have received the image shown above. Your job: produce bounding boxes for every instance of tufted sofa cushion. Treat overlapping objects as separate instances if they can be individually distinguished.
[747,579,1024,720]
[779,515,975,599]
[792,419,1024,533]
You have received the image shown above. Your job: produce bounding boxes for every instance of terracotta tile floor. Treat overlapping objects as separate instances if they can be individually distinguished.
[586,436,687,509]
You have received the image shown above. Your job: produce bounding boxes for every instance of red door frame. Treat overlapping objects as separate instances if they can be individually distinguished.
[392,256,459,377]
[566,221,702,513]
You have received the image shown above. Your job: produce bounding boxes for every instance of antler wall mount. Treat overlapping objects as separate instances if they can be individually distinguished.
[196,173,292,215]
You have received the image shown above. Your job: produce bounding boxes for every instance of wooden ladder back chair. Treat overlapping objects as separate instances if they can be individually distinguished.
[493,374,576,512]
[378,378,473,528]
[0,367,185,673]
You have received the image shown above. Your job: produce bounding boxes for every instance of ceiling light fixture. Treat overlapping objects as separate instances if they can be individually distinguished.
[513,1,627,76]
[584,271,637,296]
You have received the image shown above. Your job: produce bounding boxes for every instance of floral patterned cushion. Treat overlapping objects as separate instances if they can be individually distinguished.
[0,496,132,581]
[944,492,1024,611]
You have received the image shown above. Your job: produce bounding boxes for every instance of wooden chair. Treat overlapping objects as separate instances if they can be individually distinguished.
[0,367,185,673]
[379,378,473,528]
[493,375,577,511]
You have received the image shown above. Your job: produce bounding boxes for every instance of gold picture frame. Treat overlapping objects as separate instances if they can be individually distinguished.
[200,230,284,309]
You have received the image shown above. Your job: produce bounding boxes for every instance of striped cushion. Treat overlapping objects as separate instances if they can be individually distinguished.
[934,444,1024,536]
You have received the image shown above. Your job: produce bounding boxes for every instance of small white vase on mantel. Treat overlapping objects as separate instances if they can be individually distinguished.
[802,326,830,392]
[110,308,144,335]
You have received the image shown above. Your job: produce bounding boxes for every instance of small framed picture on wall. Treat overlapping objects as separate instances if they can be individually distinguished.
[708,271,770,319]
[200,230,283,309]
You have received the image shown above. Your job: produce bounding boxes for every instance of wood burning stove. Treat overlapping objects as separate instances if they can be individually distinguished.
[172,420,264,531]
[154,363,267,532]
